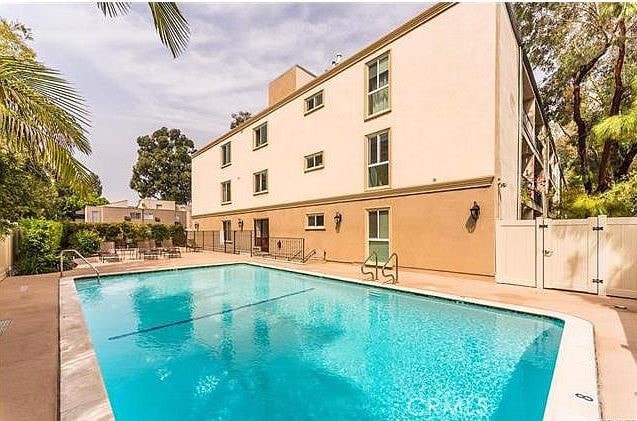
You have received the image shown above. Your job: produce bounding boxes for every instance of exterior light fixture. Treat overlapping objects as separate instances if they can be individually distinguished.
[238,219,244,230]
[334,212,342,227]
[470,202,481,221]
[194,223,199,231]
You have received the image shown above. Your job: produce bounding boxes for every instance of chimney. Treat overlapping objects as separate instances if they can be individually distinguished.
[268,65,315,106]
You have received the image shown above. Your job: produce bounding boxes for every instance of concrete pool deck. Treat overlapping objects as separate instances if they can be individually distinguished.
[1,251,635,420]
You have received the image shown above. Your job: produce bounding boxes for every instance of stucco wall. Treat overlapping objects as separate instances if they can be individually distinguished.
[194,185,495,276]
[192,3,499,218]
[495,4,521,220]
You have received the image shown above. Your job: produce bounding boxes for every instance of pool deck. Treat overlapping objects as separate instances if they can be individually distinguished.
[1,251,635,420]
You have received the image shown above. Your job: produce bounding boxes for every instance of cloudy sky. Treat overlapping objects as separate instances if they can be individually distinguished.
[1,2,427,202]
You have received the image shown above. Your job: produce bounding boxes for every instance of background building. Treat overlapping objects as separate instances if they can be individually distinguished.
[84,199,191,227]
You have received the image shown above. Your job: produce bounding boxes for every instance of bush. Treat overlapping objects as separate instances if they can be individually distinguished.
[69,230,101,256]
[15,219,64,275]
[60,221,183,248]
[170,224,186,246]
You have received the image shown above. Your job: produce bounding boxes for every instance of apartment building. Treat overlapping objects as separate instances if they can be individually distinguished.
[84,199,191,227]
[191,3,562,277]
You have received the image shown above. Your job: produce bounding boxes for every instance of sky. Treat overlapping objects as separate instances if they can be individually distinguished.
[1,2,427,202]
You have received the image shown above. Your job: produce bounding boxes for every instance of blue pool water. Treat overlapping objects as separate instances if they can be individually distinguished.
[75,264,563,420]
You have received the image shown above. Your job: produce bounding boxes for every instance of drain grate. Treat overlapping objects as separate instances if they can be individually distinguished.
[0,319,11,336]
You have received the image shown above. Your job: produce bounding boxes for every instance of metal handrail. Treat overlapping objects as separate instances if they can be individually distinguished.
[360,252,378,281]
[381,253,398,284]
[302,249,316,263]
[59,249,100,280]
[291,248,304,261]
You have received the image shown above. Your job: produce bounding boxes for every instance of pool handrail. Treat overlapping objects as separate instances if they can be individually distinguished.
[381,253,398,284]
[60,249,100,280]
[361,251,378,281]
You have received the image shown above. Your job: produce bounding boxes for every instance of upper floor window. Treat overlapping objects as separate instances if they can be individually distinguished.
[254,169,268,194]
[305,91,324,114]
[221,142,231,167]
[304,151,324,172]
[367,130,389,188]
[221,180,231,204]
[254,123,268,150]
[306,213,325,230]
[366,53,390,117]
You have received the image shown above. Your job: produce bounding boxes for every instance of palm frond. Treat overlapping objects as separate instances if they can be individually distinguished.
[0,55,93,191]
[97,2,132,18]
[147,3,190,58]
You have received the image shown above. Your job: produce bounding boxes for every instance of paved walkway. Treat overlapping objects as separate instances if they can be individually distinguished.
[1,251,635,420]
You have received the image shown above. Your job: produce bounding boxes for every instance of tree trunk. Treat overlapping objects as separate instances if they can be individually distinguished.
[597,18,626,193]
[572,45,609,194]
[615,143,637,180]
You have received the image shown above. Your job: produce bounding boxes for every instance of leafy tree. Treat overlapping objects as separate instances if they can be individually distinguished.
[96,2,190,58]
[130,127,195,204]
[230,111,252,129]
[53,173,109,220]
[0,150,57,234]
[513,3,637,194]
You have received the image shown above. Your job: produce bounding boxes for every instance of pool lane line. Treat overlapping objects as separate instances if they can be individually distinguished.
[108,287,315,340]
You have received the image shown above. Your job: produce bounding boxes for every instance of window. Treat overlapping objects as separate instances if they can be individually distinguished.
[306,213,325,230]
[254,123,268,149]
[222,220,232,243]
[156,204,162,209]
[366,53,390,117]
[305,91,324,114]
[304,151,324,172]
[221,142,231,166]
[91,210,100,222]
[221,180,231,204]
[254,170,268,194]
[367,130,389,188]
[368,209,390,264]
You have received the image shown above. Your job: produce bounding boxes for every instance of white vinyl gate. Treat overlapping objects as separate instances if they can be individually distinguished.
[496,216,637,299]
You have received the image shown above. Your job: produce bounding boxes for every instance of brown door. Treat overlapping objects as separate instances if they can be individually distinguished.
[254,219,269,252]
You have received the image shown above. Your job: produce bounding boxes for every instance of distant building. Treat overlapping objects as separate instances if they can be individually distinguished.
[84,199,191,227]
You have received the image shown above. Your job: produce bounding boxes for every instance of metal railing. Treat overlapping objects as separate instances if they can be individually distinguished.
[258,237,304,262]
[361,252,378,281]
[381,253,398,284]
[186,230,253,255]
[303,249,317,263]
[59,249,100,280]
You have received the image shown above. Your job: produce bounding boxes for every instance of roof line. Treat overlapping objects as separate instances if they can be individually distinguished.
[193,2,456,158]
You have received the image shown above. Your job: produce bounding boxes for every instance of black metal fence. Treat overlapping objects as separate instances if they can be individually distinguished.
[186,230,305,262]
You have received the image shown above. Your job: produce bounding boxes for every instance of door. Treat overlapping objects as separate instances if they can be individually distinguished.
[367,209,389,265]
[254,219,269,252]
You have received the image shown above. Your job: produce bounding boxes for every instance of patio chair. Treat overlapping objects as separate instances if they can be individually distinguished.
[161,239,181,259]
[138,240,160,260]
[99,241,120,263]
[186,238,202,252]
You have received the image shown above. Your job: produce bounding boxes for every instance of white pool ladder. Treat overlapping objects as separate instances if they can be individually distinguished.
[59,249,100,280]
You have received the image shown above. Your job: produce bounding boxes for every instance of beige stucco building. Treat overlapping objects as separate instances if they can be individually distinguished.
[84,199,191,227]
[191,3,562,277]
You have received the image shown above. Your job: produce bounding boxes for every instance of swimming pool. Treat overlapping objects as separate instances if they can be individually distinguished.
[75,263,564,420]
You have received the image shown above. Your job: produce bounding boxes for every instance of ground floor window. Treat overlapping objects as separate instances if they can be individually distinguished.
[368,208,389,264]
[306,213,325,229]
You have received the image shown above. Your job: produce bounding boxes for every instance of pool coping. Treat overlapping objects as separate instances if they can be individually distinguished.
[60,261,600,420]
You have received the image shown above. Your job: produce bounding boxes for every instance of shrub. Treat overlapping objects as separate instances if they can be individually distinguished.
[15,219,65,275]
[170,224,186,246]
[69,230,101,256]
[150,224,171,242]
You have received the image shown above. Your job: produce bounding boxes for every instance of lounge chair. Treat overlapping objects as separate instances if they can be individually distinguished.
[161,239,181,259]
[100,241,121,263]
[186,238,202,252]
[138,240,160,260]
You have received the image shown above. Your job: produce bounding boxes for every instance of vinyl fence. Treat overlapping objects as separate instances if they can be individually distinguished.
[496,216,637,299]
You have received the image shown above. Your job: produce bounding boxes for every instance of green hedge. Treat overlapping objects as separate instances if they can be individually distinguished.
[69,230,101,256]
[15,219,67,275]
[61,222,186,248]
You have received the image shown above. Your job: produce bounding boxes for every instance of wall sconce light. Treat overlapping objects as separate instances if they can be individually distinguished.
[470,202,481,221]
[334,212,343,227]
[238,219,244,230]
[194,223,200,231]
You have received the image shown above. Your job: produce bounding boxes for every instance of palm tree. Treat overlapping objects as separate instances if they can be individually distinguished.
[97,2,190,58]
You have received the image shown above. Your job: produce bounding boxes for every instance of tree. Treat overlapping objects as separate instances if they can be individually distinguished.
[97,2,190,58]
[130,127,195,204]
[0,19,94,191]
[53,173,109,220]
[513,3,637,194]
[230,111,252,129]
